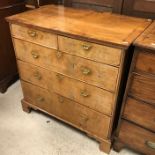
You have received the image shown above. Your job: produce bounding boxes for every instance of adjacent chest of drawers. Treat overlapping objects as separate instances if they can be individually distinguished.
[114,22,155,155]
[0,0,25,93]
[7,5,151,154]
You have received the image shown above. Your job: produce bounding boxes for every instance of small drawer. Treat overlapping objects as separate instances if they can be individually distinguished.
[11,24,57,49]
[123,97,155,132]
[135,51,155,75]
[129,73,155,106]
[58,36,122,66]
[21,81,111,139]
[18,61,49,89]
[14,39,119,92]
[119,120,155,155]
[13,38,57,68]
[49,72,115,116]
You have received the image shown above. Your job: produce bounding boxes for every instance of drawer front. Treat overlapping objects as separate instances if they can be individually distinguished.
[130,74,155,106]
[18,61,49,89]
[11,24,57,49]
[58,36,122,66]
[14,39,119,92]
[123,97,155,132]
[21,81,111,139]
[49,72,114,115]
[119,120,155,155]
[135,51,155,75]
[133,0,155,13]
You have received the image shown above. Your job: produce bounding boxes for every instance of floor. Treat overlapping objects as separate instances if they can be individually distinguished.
[0,81,139,155]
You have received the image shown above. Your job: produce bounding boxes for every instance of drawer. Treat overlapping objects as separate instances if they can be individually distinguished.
[133,0,155,13]
[135,51,155,75]
[130,73,155,106]
[123,97,155,132]
[49,72,115,115]
[58,36,122,66]
[11,24,57,49]
[14,39,119,92]
[17,61,49,89]
[119,120,155,155]
[21,81,111,139]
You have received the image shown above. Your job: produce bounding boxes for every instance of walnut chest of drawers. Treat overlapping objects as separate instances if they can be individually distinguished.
[6,5,151,153]
[114,21,155,155]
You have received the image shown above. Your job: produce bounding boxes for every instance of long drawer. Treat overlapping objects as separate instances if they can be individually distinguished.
[129,73,155,106]
[21,81,111,139]
[119,120,155,155]
[11,24,58,49]
[18,60,114,115]
[123,97,155,132]
[135,51,155,75]
[13,38,119,92]
[58,36,122,66]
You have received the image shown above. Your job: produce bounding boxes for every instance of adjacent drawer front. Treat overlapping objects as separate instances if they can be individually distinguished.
[11,24,57,49]
[133,0,155,13]
[21,81,110,139]
[135,51,155,75]
[49,72,114,115]
[130,73,155,106]
[14,39,119,92]
[18,61,49,89]
[123,97,155,132]
[119,120,155,155]
[58,36,122,66]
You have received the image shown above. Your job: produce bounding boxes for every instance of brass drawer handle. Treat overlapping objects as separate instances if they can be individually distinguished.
[36,96,45,102]
[28,30,37,37]
[81,90,90,97]
[31,51,39,59]
[34,71,42,80]
[81,67,91,75]
[145,141,155,149]
[56,73,64,81]
[82,44,92,51]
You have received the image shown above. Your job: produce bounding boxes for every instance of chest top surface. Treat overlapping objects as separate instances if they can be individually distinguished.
[7,5,151,49]
[135,21,155,50]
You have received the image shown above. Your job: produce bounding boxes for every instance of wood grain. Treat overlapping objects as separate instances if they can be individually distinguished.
[11,24,58,49]
[17,60,50,89]
[122,0,155,19]
[129,73,155,106]
[135,21,155,50]
[7,5,151,48]
[49,71,115,116]
[18,60,115,115]
[13,38,119,92]
[135,50,155,75]
[58,36,122,66]
[123,97,155,132]
[119,120,155,155]
[21,81,111,139]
